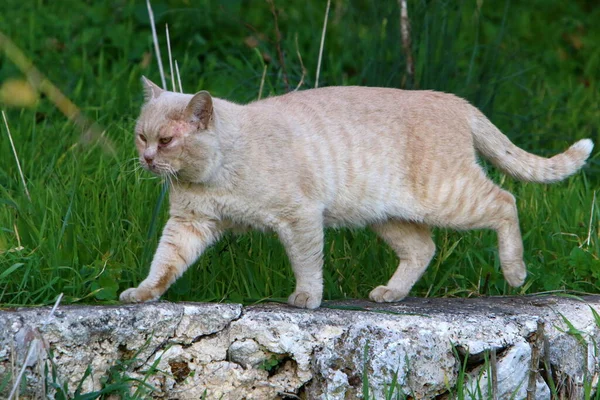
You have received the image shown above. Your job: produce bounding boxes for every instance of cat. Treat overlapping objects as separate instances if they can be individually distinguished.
[119,76,593,309]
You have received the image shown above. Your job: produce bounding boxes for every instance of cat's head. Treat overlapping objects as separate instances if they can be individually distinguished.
[134,77,221,183]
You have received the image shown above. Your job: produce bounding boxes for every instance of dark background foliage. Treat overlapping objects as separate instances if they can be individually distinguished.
[0,0,598,305]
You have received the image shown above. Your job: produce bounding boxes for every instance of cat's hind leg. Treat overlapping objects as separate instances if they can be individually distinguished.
[369,221,435,303]
[438,175,526,288]
[476,189,526,287]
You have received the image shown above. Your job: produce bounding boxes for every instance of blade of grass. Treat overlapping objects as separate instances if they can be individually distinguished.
[175,60,183,93]
[315,0,331,88]
[258,65,267,100]
[584,190,595,247]
[294,33,306,91]
[146,0,167,89]
[165,24,175,92]
[2,111,30,201]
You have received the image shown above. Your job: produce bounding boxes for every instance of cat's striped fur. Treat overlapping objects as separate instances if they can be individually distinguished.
[120,78,593,308]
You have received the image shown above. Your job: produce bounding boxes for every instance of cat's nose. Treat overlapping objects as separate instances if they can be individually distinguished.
[144,155,154,165]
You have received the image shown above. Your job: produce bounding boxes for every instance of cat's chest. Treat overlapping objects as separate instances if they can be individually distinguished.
[170,186,276,229]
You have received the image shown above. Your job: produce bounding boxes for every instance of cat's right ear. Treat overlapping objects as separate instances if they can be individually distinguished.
[141,76,164,101]
[184,91,213,130]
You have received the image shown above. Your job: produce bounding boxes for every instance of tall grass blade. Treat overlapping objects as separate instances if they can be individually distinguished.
[165,24,176,92]
[175,60,183,93]
[294,33,306,91]
[2,111,30,201]
[584,191,596,247]
[146,0,167,89]
[258,65,267,100]
[315,0,331,88]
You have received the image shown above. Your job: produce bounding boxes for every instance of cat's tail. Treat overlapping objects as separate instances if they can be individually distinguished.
[470,110,593,183]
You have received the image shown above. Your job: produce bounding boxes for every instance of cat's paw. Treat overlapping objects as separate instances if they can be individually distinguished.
[287,291,322,309]
[119,286,160,303]
[502,261,527,287]
[368,285,407,303]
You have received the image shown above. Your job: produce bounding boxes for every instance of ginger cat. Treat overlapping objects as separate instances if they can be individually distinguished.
[120,77,593,309]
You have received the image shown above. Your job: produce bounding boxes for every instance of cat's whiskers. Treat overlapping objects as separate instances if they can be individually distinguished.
[123,160,148,175]
[162,165,179,187]
[120,157,142,167]
[139,175,160,181]
[151,161,179,185]
[167,165,179,184]
[120,157,146,174]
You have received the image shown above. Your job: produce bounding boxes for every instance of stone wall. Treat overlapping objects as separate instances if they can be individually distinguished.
[1,296,599,399]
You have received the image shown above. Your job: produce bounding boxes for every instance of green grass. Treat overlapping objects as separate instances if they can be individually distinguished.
[0,0,599,307]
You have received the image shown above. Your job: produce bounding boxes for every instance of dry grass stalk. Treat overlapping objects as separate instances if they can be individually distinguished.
[584,190,595,247]
[175,60,183,93]
[266,0,289,92]
[2,110,31,202]
[294,33,306,91]
[315,0,331,88]
[490,348,498,400]
[10,341,16,399]
[399,0,415,86]
[527,320,545,399]
[146,0,167,89]
[11,222,24,253]
[258,65,268,100]
[166,24,176,91]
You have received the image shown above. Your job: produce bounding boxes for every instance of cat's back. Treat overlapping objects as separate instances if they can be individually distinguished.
[250,86,466,116]
[244,86,469,140]
[239,87,473,158]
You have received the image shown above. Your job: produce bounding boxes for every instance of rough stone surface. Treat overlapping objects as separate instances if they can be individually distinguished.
[1,296,600,399]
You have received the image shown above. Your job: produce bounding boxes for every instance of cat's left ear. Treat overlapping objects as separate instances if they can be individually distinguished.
[184,91,213,130]
[141,76,164,101]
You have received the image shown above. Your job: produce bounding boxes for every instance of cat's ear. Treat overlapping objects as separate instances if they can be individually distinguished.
[141,76,164,101]
[184,91,213,130]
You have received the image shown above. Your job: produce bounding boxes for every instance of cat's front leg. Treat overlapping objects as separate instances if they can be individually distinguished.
[120,217,221,303]
[276,216,324,309]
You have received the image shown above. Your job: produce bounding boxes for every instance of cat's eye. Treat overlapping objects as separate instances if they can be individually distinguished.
[159,137,173,145]
[138,134,147,142]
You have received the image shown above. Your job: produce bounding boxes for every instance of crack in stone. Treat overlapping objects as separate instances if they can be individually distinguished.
[454,344,510,373]
[183,327,229,349]
[131,304,244,371]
